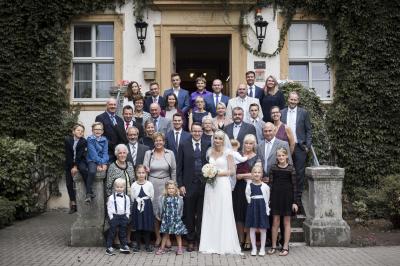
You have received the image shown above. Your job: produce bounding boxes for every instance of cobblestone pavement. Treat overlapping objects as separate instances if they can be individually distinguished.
[1,211,399,266]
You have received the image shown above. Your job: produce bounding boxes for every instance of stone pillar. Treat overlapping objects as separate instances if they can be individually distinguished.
[110,85,127,117]
[303,166,351,246]
[70,171,106,246]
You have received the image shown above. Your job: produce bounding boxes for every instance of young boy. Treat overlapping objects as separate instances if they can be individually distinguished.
[106,178,131,256]
[230,139,248,164]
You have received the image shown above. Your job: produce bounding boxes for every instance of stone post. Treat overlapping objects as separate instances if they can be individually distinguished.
[110,85,127,118]
[303,166,351,246]
[70,171,106,246]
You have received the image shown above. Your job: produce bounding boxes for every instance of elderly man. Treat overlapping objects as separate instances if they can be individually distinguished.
[126,126,149,167]
[226,83,263,121]
[280,91,312,211]
[224,106,257,147]
[149,103,172,135]
[95,98,127,162]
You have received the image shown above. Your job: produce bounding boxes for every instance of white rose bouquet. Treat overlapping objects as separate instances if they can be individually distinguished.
[202,163,218,186]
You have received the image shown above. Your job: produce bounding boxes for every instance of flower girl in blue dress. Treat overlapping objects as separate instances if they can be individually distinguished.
[245,165,270,256]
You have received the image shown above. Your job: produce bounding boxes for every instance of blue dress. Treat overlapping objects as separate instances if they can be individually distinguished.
[245,183,269,229]
[192,111,209,124]
[159,196,187,235]
[131,187,155,231]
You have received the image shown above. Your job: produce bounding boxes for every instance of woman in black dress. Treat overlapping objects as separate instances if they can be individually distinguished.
[232,134,258,250]
[268,148,298,256]
[260,75,286,123]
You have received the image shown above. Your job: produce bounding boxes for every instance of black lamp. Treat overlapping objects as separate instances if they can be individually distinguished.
[135,20,148,53]
[254,14,268,52]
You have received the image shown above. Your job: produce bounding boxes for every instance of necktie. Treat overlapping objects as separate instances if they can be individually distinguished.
[111,115,117,126]
[264,141,272,173]
[215,94,219,106]
[175,132,180,149]
[249,86,253,98]
[131,144,136,165]
[125,122,130,130]
[195,142,200,153]
[154,118,158,131]
[153,97,157,103]
[253,119,256,124]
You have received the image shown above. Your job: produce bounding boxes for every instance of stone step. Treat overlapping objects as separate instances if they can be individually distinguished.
[291,214,306,228]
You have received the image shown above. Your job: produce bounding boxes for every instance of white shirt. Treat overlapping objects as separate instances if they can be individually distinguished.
[152,96,159,103]
[192,139,201,151]
[173,88,180,97]
[129,142,137,163]
[287,107,298,143]
[174,129,182,147]
[233,123,242,139]
[107,193,130,219]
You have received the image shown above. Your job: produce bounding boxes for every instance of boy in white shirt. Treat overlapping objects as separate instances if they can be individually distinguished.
[105,178,131,256]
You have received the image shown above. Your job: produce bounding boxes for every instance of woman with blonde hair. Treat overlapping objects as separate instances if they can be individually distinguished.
[260,75,285,123]
[211,102,232,130]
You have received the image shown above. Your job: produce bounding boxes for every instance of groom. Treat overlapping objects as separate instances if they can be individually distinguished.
[177,122,210,251]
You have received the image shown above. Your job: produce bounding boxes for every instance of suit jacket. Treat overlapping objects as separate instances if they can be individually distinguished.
[280,107,312,149]
[95,112,128,156]
[226,96,263,121]
[177,139,210,195]
[244,118,265,144]
[123,120,144,139]
[126,142,150,166]
[64,135,87,169]
[151,116,172,135]
[204,93,230,117]
[224,122,257,147]
[163,88,190,114]
[256,138,293,177]
[165,129,191,158]
[248,85,264,99]
[144,95,166,112]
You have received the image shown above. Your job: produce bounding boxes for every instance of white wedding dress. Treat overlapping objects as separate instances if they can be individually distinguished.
[199,153,242,255]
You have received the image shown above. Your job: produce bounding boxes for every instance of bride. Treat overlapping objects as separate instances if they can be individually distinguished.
[199,130,242,255]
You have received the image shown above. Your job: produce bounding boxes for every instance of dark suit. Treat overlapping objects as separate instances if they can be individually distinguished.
[64,136,88,202]
[177,139,210,243]
[165,129,191,158]
[144,95,166,112]
[204,93,229,117]
[123,120,144,139]
[224,122,257,147]
[248,85,264,99]
[95,112,128,162]
[126,142,149,167]
[280,107,312,202]
[163,88,190,114]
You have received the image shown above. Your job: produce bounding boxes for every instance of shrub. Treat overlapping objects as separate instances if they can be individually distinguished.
[0,197,16,228]
[0,137,40,218]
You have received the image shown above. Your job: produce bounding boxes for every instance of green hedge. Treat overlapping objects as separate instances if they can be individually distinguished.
[0,197,16,228]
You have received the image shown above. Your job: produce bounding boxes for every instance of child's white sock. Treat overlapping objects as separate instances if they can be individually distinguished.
[250,228,257,254]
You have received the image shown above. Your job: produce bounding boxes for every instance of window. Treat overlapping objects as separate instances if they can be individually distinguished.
[288,23,331,100]
[72,24,114,99]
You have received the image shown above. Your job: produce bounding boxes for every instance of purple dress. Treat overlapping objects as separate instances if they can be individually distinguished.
[275,124,289,142]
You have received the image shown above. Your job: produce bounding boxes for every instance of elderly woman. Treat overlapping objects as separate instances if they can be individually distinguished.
[232,134,259,250]
[189,96,211,131]
[105,144,135,247]
[201,115,214,143]
[260,75,286,123]
[211,102,232,130]
[143,132,176,247]
[271,106,295,154]
[139,120,155,149]
[133,95,151,126]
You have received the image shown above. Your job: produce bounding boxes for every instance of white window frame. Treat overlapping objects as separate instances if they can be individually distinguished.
[288,22,332,101]
[71,23,114,101]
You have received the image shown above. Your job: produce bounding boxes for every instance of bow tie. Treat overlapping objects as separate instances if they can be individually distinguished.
[116,193,124,198]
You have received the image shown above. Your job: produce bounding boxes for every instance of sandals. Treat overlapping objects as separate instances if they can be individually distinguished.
[267,248,277,255]
[279,248,289,256]
[155,248,165,255]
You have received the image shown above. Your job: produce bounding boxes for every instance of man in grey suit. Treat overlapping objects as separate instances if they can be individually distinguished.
[126,126,149,167]
[280,91,312,208]
[224,106,257,147]
[149,103,172,135]
[245,103,265,144]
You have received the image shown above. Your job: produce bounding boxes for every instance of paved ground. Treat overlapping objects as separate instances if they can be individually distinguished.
[0,211,399,266]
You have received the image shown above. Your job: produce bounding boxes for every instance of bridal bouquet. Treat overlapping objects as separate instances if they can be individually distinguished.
[202,163,218,186]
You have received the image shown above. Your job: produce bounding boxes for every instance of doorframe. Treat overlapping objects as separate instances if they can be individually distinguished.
[154,25,247,97]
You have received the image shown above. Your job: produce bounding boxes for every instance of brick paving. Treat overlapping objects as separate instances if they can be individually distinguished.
[0,211,399,266]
